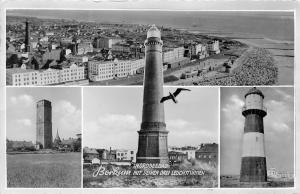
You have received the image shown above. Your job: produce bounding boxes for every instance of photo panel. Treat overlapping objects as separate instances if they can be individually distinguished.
[220,87,294,188]
[82,86,219,188]
[5,10,294,86]
[6,87,82,188]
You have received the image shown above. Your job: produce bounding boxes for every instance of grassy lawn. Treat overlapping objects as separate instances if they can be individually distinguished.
[7,152,81,188]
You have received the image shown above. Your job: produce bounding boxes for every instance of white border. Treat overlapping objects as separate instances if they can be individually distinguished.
[0,0,299,194]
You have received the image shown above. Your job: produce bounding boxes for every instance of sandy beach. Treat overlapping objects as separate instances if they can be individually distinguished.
[234,38,294,85]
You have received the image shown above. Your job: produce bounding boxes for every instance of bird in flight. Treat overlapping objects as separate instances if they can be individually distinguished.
[160,88,191,103]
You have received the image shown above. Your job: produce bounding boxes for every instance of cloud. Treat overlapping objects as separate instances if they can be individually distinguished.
[264,99,293,134]
[9,94,34,107]
[167,119,189,130]
[84,114,140,149]
[97,114,139,133]
[230,94,244,107]
[274,88,293,101]
[53,100,81,138]
[16,118,32,127]
[221,94,244,139]
[222,94,244,113]
[270,122,290,133]
[167,119,217,145]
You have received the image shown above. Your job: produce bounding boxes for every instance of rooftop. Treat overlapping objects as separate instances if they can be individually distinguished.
[6,68,36,74]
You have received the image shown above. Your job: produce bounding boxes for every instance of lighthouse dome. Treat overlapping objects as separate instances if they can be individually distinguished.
[245,87,264,98]
[147,24,161,39]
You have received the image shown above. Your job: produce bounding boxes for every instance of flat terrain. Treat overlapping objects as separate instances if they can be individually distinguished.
[7,152,81,188]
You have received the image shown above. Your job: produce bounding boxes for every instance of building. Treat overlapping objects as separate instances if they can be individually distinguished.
[96,149,109,160]
[169,151,188,165]
[42,49,62,64]
[60,138,78,151]
[92,158,101,165]
[111,43,131,53]
[94,37,124,49]
[6,63,85,86]
[83,147,99,163]
[116,149,136,162]
[136,25,169,165]
[163,47,185,63]
[36,99,52,149]
[188,43,209,59]
[53,128,81,152]
[267,168,294,180]
[60,37,73,46]
[195,143,218,166]
[77,41,93,55]
[59,64,85,83]
[67,55,89,63]
[88,58,145,81]
[53,129,62,148]
[207,40,220,55]
[168,146,197,160]
[240,87,267,183]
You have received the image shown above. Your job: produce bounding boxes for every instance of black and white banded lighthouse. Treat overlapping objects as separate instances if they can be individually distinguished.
[240,87,267,183]
[136,25,169,165]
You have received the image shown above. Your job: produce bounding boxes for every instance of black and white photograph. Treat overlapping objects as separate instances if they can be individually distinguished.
[82,87,218,188]
[0,0,299,194]
[5,10,294,86]
[220,87,294,188]
[6,87,82,188]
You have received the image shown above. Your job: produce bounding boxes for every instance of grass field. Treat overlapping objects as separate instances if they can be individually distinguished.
[7,152,81,188]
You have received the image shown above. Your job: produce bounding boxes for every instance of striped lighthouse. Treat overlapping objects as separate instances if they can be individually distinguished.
[240,87,267,183]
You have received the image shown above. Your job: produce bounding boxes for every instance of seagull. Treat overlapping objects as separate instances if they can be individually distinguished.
[160,88,191,103]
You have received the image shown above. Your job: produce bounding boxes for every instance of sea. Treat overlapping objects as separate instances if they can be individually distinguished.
[7,10,294,41]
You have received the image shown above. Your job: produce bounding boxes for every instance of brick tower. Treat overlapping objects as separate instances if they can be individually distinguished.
[136,25,169,165]
[36,99,53,149]
[240,87,267,183]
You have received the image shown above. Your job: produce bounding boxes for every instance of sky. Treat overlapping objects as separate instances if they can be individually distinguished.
[220,87,294,175]
[6,87,82,142]
[83,86,218,151]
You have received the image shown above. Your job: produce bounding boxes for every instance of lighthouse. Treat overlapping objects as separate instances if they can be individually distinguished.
[240,87,267,183]
[136,25,169,165]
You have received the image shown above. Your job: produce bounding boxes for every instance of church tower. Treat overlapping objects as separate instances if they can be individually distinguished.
[53,128,62,147]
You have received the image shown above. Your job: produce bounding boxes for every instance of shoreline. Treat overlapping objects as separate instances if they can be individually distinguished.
[233,38,294,85]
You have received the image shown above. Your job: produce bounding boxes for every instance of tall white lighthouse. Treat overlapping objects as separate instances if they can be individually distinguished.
[240,87,267,183]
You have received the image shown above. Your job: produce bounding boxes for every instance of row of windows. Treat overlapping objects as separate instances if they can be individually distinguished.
[197,154,216,159]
